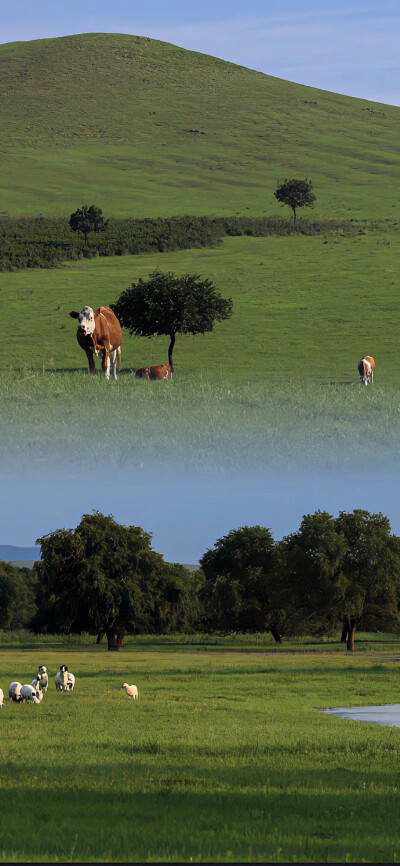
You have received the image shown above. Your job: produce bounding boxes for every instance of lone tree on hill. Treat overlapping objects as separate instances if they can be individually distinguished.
[111,269,233,372]
[69,204,108,246]
[274,178,316,223]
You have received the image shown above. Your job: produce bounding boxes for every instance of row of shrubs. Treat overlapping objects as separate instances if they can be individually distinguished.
[0,214,357,271]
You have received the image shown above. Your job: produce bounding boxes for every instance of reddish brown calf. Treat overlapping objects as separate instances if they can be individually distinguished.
[135,364,172,380]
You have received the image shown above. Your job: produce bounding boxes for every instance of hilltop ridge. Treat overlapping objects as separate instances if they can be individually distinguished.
[0,32,399,217]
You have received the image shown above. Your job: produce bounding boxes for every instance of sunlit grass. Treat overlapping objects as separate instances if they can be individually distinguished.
[1,643,400,862]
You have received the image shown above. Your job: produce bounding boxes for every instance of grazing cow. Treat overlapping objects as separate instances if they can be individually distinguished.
[135,364,172,380]
[69,306,122,380]
[358,355,375,386]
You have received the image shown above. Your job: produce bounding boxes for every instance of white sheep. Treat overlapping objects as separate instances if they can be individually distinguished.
[9,682,23,702]
[36,665,49,692]
[55,665,75,692]
[21,684,43,704]
[122,683,138,700]
[0,688,4,708]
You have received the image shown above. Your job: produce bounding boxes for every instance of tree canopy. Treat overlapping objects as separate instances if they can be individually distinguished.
[32,511,199,650]
[111,269,233,371]
[200,525,283,642]
[280,509,400,650]
[69,204,108,246]
[274,178,316,222]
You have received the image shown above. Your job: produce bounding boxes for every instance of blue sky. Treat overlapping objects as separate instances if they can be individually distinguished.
[2,466,400,564]
[1,0,400,105]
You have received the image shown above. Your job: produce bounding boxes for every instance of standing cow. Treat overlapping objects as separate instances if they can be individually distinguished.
[69,306,122,380]
[358,355,375,386]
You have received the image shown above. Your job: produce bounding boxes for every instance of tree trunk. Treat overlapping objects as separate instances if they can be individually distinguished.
[292,207,296,223]
[106,630,119,651]
[346,620,357,652]
[168,333,176,373]
[96,631,105,645]
[270,624,282,644]
[340,622,349,643]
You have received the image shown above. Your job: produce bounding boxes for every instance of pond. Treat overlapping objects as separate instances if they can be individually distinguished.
[324,704,400,727]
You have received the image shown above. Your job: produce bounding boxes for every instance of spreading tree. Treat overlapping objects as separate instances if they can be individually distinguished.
[274,178,316,223]
[200,526,283,642]
[111,270,233,372]
[31,511,198,649]
[69,204,108,246]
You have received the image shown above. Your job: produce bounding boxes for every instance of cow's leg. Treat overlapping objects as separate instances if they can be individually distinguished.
[101,348,111,380]
[85,348,96,374]
[109,350,118,381]
[371,370,374,384]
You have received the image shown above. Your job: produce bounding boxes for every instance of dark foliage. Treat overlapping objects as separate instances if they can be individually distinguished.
[0,561,37,629]
[69,204,108,246]
[274,178,316,222]
[31,511,200,649]
[111,269,233,369]
[200,526,283,641]
[0,214,355,271]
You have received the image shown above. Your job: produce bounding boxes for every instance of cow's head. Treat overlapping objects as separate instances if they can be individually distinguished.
[69,306,96,336]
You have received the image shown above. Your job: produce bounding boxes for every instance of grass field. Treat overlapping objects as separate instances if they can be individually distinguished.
[1,33,400,219]
[1,637,400,862]
[2,232,400,470]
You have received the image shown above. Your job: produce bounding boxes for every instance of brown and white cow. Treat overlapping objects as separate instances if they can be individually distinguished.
[358,355,375,386]
[135,364,172,380]
[69,306,122,380]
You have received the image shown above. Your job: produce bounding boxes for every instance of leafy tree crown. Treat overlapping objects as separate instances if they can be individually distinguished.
[111,269,233,338]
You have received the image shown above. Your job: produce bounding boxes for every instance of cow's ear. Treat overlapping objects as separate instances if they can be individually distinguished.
[69,311,79,318]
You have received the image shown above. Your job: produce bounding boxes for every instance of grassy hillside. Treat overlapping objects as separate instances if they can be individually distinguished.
[1,643,400,862]
[2,232,400,471]
[1,33,400,217]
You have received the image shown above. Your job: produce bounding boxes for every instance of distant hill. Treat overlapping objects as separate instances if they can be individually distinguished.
[0,32,399,218]
[0,545,40,562]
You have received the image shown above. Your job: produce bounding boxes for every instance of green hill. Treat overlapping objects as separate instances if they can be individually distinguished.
[1,32,399,218]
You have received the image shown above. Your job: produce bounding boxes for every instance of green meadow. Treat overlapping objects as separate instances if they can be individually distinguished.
[2,232,400,469]
[1,638,400,863]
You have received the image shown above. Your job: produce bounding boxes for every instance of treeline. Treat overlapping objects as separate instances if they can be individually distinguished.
[0,214,356,271]
[2,509,400,652]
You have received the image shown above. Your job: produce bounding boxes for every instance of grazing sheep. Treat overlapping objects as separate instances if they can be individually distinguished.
[21,684,43,704]
[37,665,49,692]
[9,682,23,702]
[55,665,75,692]
[122,683,138,700]
[0,688,4,708]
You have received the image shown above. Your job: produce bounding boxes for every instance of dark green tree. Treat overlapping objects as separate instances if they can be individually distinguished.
[279,511,347,636]
[0,562,37,629]
[280,509,400,651]
[69,204,108,246]
[335,510,400,651]
[32,511,196,650]
[200,526,283,642]
[111,270,233,372]
[274,178,316,223]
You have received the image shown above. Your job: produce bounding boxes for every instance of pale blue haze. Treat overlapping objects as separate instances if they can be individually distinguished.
[1,1,399,104]
[2,467,400,564]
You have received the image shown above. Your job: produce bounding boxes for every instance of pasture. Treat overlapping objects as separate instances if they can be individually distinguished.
[1,637,400,862]
[1,231,400,471]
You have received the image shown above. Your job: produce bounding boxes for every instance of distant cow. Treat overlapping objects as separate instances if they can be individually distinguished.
[135,364,172,380]
[69,306,122,380]
[358,355,375,386]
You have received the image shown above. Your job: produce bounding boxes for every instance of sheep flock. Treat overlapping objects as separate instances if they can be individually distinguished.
[2,666,139,708]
